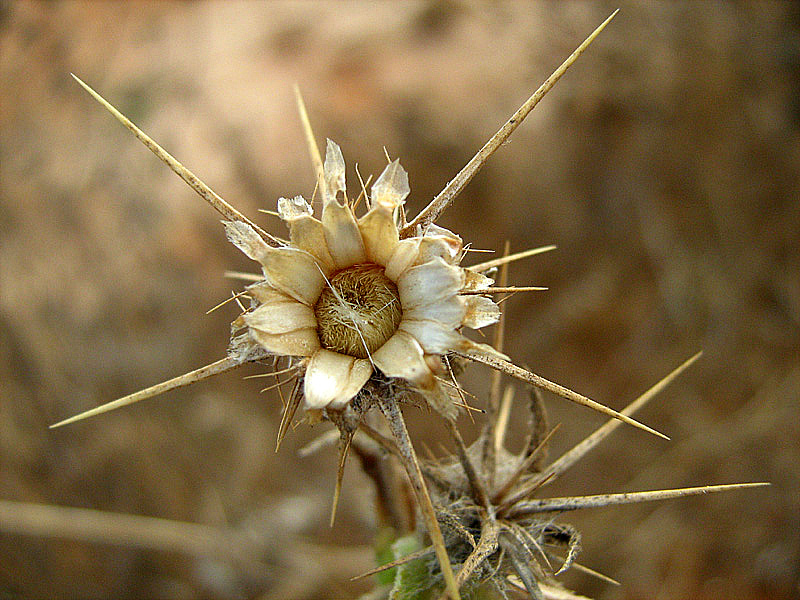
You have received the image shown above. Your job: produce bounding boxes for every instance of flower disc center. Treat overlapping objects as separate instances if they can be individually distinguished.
[314,264,402,359]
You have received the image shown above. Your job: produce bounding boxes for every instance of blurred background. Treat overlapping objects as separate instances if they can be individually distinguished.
[1,2,798,599]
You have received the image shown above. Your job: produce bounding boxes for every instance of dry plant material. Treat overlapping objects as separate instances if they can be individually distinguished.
[359,355,767,599]
[44,9,769,599]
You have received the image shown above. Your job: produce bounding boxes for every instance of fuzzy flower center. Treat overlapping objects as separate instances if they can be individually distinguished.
[314,264,402,359]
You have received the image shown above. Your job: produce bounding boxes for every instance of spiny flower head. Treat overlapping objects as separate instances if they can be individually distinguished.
[52,12,692,600]
[225,139,500,419]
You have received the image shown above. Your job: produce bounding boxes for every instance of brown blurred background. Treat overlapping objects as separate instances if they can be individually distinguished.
[1,2,798,599]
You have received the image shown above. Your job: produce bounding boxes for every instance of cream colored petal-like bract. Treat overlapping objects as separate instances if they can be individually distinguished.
[423,223,461,242]
[260,247,327,306]
[396,257,465,310]
[276,196,335,269]
[419,224,462,260]
[399,319,469,355]
[403,295,466,329]
[249,327,320,357]
[285,214,336,271]
[358,205,399,266]
[370,158,409,208]
[416,232,463,265]
[224,221,271,263]
[303,349,373,410]
[384,238,422,282]
[462,295,501,328]
[322,201,367,269]
[463,269,494,291]
[244,298,317,334]
[372,330,434,388]
[245,282,285,304]
[277,195,313,219]
[323,139,347,201]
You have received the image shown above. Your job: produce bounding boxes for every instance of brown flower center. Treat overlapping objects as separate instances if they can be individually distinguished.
[314,264,402,359]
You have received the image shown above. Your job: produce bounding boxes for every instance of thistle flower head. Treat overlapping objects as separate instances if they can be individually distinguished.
[225,139,500,417]
[52,12,704,600]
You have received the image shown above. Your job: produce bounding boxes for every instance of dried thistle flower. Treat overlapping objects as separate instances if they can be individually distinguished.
[52,11,662,441]
[223,136,501,421]
[47,11,647,600]
[47,9,768,600]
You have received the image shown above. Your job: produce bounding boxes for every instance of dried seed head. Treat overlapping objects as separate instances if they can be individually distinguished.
[315,264,402,359]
